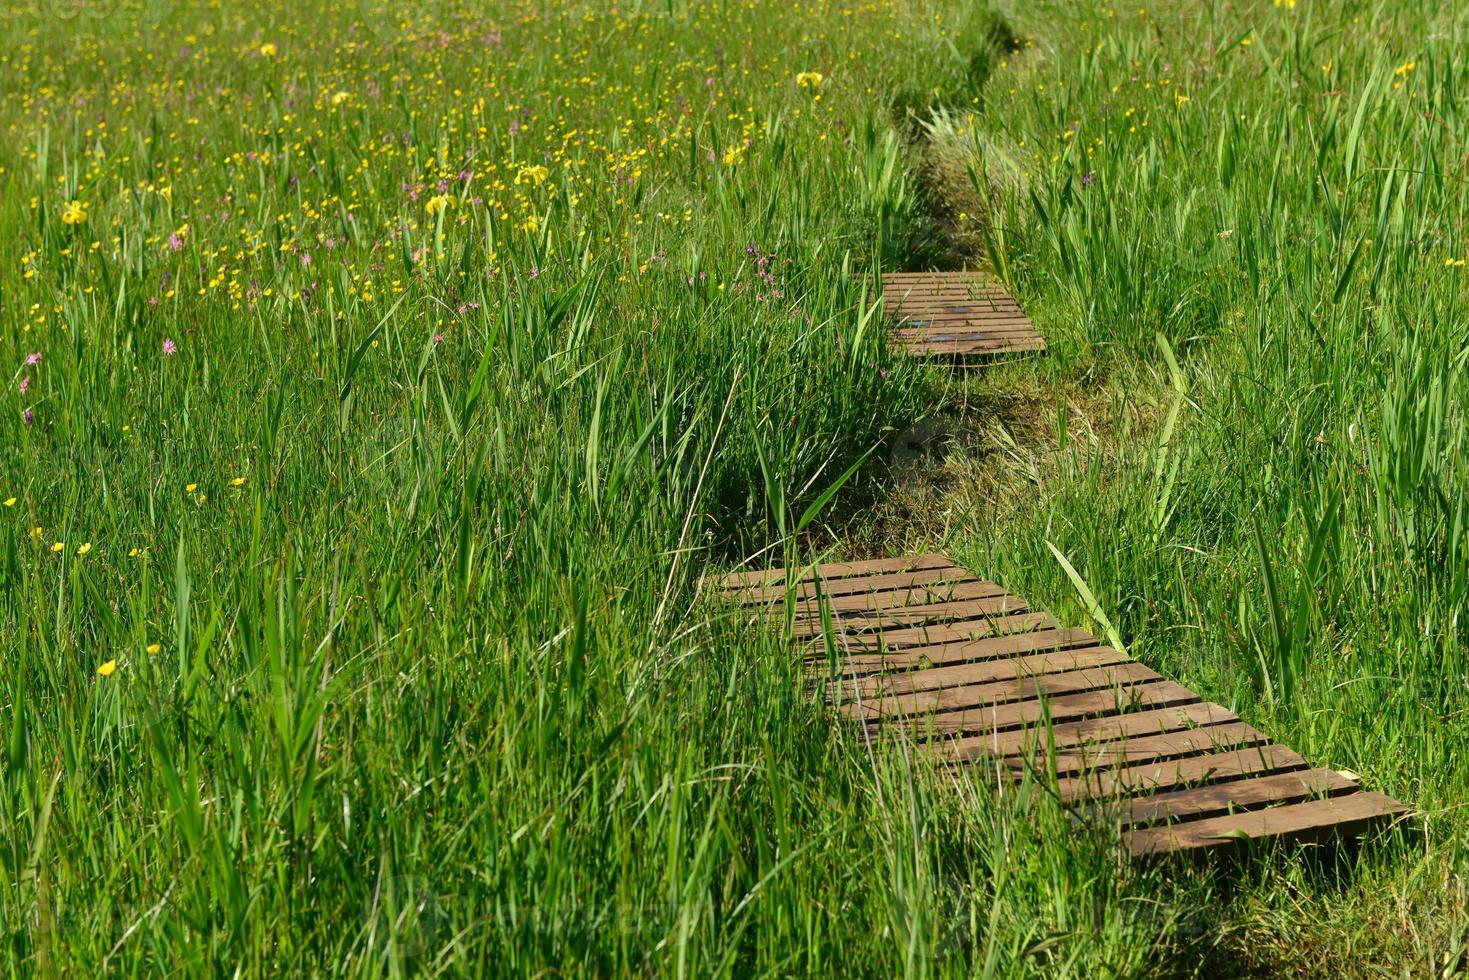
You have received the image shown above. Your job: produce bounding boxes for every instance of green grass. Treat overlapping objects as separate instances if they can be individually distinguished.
[0,0,1465,974]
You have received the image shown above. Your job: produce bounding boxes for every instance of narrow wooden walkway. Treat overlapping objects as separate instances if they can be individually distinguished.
[883,271,1045,359]
[717,553,1408,858]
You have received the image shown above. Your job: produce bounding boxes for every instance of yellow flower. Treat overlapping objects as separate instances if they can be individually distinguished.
[185,483,197,492]
[50,541,64,553]
[1446,257,1466,268]
[259,42,278,57]
[795,71,825,90]
[97,660,117,677]
[1394,60,1417,77]
[2,497,14,507]
[331,91,351,106]
[146,643,161,654]
[721,145,744,166]
[30,526,42,540]
[425,194,452,215]
[60,200,87,225]
[515,165,550,185]
[77,542,92,555]
[229,477,247,487]
[128,547,140,557]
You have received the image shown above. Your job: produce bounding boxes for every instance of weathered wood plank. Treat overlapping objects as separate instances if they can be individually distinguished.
[937,701,1239,763]
[1128,792,1409,857]
[717,554,952,589]
[1054,744,1308,805]
[811,626,1099,677]
[734,564,979,605]
[1009,722,1272,779]
[834,646,1132,700]
[843,662,1165,720]
[884,680,1204,739]
[1098,769,1362,829]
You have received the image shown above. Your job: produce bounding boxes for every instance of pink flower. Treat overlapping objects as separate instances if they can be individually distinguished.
[24,352,41,366]
[18,376,29,394]
[162,338,177,355]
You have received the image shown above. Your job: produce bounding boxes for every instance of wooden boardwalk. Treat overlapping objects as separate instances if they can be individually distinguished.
[717,553,1409,858]
[882,271,1045,359]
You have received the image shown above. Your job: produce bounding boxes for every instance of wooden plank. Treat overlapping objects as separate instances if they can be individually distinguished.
[808,610,1061,653]
[892,306,1028,319]
[717,554,952,589]
[881,271,1003,282]
[881,680,1203,739]
[773,580,1009,620]
[812,626,1099,677]
[1128,792,1410,857]
[896,327,1042,341]
[1054,744,1308,805]
[733,564,978,605]
[789,594,1031,637]
[844,662,1165,720]
[891,307,1030,320]
[1009,722,1272,778]
[894,319,1039,333]
[938,701,1239,762]
[835,646,1132,701]
[1098,768,1362,829]
[906,339,1048,355]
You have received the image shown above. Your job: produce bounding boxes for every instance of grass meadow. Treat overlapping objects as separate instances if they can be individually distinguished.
[0,0,1465,974]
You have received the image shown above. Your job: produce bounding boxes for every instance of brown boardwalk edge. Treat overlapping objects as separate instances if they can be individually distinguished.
[716,552,1411,858]
[881,270,1046,361]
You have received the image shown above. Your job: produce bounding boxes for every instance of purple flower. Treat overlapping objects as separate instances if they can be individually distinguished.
[22,409,33,425]
[162,338,177,355]
[167,232,184,252]
[528,266,539,279]
[1082,172,1094,187]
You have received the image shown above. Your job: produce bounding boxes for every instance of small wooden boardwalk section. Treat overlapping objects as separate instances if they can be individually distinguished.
[717,553,1408,858]
[882,271,1045,359]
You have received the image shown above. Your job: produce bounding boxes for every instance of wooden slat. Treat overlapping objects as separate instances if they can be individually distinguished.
[844,662,1165,720]
[814,626,1099,677]
[1100,768,1361,829]
[938,701,1239,762]
[905,339,1049,355]
[789,594,1031,637]
[1128,792,1409,857]
[1054,744,1309,805]
[1011,722,1272,779]
[886,680,1204,739]
[835,646,1132,700]
[772,580,1008,620]
[717,553,951,589]
[814,611,1060,652]
[734,564,978,605]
